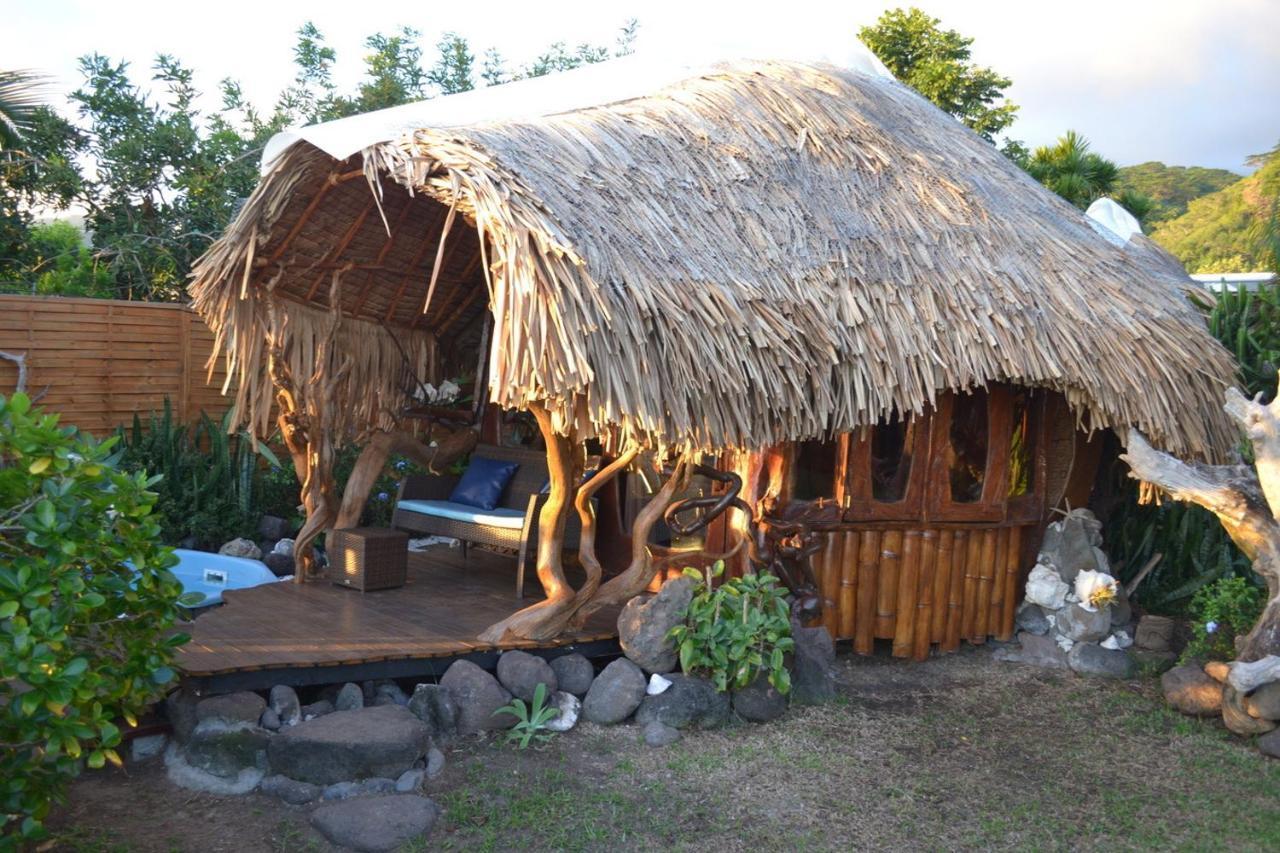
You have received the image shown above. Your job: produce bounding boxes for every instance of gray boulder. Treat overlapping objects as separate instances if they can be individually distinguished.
[258,514,292,541]
[1161,664,1224,716]
[267,705,430,785]
[260,708,281,731]
[260,774,320,805]
[426,747,446,779]
[496,650,558,702]
[994,632,1068,669]
[642,721,681,747]
[1135,614,1176,652]
[269,685,302,727]
[582,658,647,725]
[1067,642,1135,678]
[302,700,333,720]
[195,691,266,729]
[1014,602,1050,636]
[323,778,396,800]
[263,552,295,577]
[1044,515,1099,583]
[790,620,838,704]
[373,682,410,707]
[310,794,440,853]
[1110,587,1133,628]
[732,675,787,723]
[129,733,168,763]
[1057,604,1111,643]
[1259,729,1280,760]
[184,725,271,779]
[1246,682,1280,721]
[396,768,425,793]
[336,682,364,712]
[550,653,595,697]
[634,674,731,730]
[218,537,262,560]
[618,576,695,673]
[165,688,200,743]
[439,660,517,735]
[544,691,581,732]
[407,683,459,741]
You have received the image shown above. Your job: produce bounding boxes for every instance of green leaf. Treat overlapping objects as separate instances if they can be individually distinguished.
[0,600,18,619]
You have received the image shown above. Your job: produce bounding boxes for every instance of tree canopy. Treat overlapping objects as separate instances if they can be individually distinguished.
[0,20,638,300]
[859,7,1017,143]
[1116,161,1241,226]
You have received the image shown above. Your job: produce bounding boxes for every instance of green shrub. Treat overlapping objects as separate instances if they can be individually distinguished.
[668,561,794,694]
[1182,577,1265,662]
[114,401,282,548]
[0,392,189,844]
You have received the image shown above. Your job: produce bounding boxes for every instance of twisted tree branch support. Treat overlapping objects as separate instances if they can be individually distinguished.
[1121,380,1280,734]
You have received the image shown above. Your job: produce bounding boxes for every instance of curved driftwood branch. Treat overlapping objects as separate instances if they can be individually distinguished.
[478,403,579,643]
[0,350,28,393]
[333,427,478,530]
[574,451,695,624]
[1121,430,1280,663]
[570,443,641,611]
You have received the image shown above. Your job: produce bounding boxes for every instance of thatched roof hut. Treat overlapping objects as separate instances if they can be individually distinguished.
[191,55,1237,461]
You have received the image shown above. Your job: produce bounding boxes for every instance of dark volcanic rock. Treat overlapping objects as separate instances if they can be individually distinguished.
[790,620,838,704]
[496,650,558,702]
[634,674,731,730]
[439,660,516,735]
[408,683,459,742]
[267,705,430,785]
[618,576,695,673]
[1067,642,1135,679]
[1161,664,1223,716]
[582,658,647,725]
[549,653,595,697]
[310,794,440,852]
[732,675,787,723]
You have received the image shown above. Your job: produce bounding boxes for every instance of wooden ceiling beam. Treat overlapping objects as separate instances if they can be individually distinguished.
[260,168,369,268]
[351,194,418,317]
[303,199,375,303]
[381,206,446,325]
[431,251,487,337]
[411,229,472,329]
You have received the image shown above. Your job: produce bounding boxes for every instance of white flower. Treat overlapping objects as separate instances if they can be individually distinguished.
[1205,620,1219,634]
[1074,569,1119,612]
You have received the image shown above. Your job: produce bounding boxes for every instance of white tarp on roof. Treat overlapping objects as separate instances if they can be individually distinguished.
[1085,197,1143,246]
[261,37,892,171]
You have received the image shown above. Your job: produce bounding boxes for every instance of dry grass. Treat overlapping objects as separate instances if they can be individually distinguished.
[49,646,1279,852]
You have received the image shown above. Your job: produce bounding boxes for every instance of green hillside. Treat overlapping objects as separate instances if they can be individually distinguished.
[1150,146,1280,273]
[1115,161,1240,225]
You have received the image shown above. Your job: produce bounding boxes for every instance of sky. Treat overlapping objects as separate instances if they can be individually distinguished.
[9,0,1280,173]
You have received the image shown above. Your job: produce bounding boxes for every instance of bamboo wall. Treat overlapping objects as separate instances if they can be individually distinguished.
[0,295,228,435]
[810,524,1031,661]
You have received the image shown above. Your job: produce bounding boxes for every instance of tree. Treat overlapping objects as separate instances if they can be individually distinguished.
[1025,131,1119,209]
[429,33,475,95]
[859,7,1017,143]
[1115,161,1241,226]
[0,70,47,150]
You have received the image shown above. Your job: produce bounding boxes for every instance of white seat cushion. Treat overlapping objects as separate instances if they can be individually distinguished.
[395,499,526,530]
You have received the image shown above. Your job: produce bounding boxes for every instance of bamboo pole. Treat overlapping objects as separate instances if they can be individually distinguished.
[840,531,859,640]
[821,533,842,638]
[999,526,1024,640]
[892,529,921,658]
[913,529,938,660]
[944,529,967,652]
[855,529,879,654]
[931,529,953,643]
[960,529,983,642]
[988,527,1009,636]
[972,528,997,643]
[877,530,902,639]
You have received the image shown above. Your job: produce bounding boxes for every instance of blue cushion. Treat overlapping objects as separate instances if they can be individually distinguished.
[449,456,520,510]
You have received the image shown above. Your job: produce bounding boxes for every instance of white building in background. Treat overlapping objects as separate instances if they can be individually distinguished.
[1190,272,1278,291]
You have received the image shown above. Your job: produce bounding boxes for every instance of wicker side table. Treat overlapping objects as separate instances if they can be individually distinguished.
[329,527,409,591]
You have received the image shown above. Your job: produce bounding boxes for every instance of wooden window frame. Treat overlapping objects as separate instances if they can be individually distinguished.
[1005,390,1048,524]
[924,389,1011,523]
[842,410,932,522]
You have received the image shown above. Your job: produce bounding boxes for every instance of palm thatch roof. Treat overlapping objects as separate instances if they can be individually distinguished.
[190,57,1239,459]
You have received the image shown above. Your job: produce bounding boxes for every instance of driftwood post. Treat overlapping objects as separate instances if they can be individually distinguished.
[1121,383,1280,733]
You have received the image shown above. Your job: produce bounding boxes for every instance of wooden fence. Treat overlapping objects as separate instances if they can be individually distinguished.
[0,295,229,436]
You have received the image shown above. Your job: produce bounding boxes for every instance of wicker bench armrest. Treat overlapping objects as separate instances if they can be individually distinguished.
[397,474,459,502]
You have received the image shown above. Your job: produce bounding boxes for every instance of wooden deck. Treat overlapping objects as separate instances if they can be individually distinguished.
[178,547,619,693]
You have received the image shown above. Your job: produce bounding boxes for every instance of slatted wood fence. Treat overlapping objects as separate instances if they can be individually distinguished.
[0,295,229,435]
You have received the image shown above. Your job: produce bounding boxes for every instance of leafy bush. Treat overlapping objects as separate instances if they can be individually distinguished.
[0,392,188,844]
[668,561,794,694]
[493,682,559,749]
[114,401,282,548]
[1182,577,1265,662]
